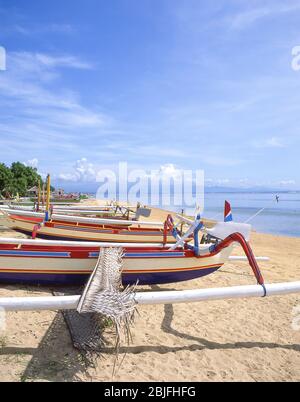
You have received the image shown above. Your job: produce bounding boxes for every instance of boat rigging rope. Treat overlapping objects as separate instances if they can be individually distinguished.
[243,197,281,223]
[244,207,266,223]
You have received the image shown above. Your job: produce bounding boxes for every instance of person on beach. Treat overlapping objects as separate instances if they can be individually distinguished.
[276,195,279,203]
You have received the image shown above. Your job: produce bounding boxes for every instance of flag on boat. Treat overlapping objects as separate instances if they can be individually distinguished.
[224,201,233,222]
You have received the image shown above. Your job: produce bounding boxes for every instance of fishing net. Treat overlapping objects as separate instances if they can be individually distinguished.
[59,248,137,372]
[77,247,138,349]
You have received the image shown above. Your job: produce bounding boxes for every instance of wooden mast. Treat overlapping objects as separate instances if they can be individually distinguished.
[45,174,51,221]
[37,180,41,212]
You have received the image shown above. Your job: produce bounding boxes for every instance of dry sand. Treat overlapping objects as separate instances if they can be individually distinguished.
[0,206,299,382]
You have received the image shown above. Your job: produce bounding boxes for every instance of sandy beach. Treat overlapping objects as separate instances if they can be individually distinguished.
[0,207,299,382]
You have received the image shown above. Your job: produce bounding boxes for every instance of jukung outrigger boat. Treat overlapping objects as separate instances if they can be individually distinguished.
[0,209,177,243]
[0,206,264,286]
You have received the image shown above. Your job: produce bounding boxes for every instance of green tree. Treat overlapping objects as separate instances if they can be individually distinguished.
[0,163,13,197]
[11,162,42,190]
[0,162,46,197]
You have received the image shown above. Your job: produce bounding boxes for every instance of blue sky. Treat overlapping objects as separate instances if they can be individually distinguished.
[0,0,300,191]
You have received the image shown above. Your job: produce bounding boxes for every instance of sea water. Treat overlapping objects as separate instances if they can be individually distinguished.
[176,192,300,238]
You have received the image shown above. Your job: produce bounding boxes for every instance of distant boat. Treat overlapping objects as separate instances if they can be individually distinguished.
[0,210,176,243]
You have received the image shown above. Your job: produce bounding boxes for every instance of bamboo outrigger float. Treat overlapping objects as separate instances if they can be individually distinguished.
[2,281,300,312]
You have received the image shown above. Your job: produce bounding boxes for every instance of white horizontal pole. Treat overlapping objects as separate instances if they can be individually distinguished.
[0,282,299,311]
[1,209,45,218]
[1,208,163,227]
[1,206,134,216]
[43,202,85,206]
[51,205,136,211]
[0,205,34,211]
[0,295,80,311]
[52,209,118,215]
[135,282,300,304]
[51,213,163,227]
[137,281,300,304]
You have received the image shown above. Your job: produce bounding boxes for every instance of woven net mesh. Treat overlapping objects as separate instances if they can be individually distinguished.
[58,248,137,373]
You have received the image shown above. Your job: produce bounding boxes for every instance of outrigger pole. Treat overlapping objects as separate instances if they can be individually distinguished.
[0,281,300,312]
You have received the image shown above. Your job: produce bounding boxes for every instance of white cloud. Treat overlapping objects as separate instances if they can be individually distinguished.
[158,163,180,177]
[9,23,75,36]
[58,158,98,182]
[136,163,185,180]
[0,52,95,107]
[266,137,284,148]
[58,161,185,184]
[74,158,97,181]
[24,158,39,168]
[230,2,300,30]
[0,51,111,156]
[279,180,296,186]
[254,137,285,149]
[35,54,93,70]
[7,51,93,78]
[230,7,271,30]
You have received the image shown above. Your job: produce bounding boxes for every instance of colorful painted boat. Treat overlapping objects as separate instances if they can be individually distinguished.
[0,212,177,243]
[0,238,233,286]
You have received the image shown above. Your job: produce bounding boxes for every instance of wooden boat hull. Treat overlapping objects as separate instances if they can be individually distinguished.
[0,243,233,286]
[1,214,176,244]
